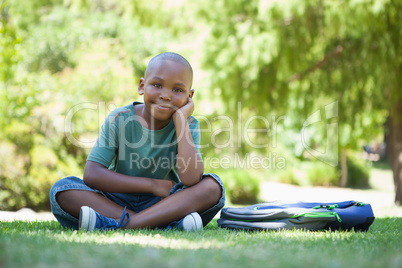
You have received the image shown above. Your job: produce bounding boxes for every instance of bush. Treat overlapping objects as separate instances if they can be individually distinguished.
[0,141,29,209]
[346,155,370,188]
[22,9,80,74]
[306,161,339,186]
[277,168,302,185]
[305,153,370,188]
[218,169,260,204]
[0,140,83,211]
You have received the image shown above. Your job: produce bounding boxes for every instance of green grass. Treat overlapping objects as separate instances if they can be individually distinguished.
[1,218,401,268]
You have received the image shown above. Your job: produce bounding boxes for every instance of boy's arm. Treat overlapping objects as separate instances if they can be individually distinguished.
[83,161,175,198]
[172,98,204,187]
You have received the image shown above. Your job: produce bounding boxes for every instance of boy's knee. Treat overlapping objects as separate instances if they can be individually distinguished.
[49,176,82,199]
[201,175,224,200]
[203,175,221,188]
[50,178,66,197]
[199,174,226,216]
[202,173,224,190]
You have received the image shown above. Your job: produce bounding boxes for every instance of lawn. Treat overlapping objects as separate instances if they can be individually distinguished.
[0,218,401,268]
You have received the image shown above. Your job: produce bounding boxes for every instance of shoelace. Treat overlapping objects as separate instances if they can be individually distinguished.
[116,207,130,228]
[97,207,130,230]
[165,220,180,230]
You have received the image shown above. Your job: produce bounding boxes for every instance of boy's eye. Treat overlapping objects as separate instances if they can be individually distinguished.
[153,83,162,88]
[173,88,184,93]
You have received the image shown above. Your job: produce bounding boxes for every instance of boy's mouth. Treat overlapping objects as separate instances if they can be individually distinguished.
[153,103,175,111]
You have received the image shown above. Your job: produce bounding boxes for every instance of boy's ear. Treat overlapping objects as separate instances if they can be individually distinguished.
[189,89,194,98]
[138,78,145,95]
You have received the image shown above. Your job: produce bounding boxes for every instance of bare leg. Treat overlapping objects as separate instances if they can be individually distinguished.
[56,190,135,219]
[56,176,222,229]
[124,176,222,229]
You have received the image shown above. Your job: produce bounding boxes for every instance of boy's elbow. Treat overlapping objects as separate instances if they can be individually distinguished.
[180,171,204,187]
[83,168,94,186]
[83,161,101,186]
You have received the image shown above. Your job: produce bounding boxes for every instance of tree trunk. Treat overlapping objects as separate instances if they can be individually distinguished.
[387,102,402,205]
[340,149,348,187]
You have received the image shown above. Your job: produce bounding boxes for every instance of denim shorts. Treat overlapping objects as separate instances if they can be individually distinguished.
[49,173,225,230]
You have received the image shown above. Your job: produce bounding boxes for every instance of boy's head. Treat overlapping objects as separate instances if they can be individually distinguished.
[145,52,193,86]
[138,52,194,122]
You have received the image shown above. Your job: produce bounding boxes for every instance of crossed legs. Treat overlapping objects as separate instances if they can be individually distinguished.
[56,176,222,229]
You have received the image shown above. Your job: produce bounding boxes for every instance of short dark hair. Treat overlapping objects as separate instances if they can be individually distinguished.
[146,52,193,78]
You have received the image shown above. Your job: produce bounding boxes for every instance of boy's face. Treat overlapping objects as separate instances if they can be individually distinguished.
[138,60,194,123]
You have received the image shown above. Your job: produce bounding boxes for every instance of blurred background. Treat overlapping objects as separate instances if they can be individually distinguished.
[0,0,401,212]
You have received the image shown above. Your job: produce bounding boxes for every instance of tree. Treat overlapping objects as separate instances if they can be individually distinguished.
[197,0,402,204]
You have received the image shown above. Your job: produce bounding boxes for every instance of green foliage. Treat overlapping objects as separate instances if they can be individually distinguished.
[22,13,78,73]
[277,168,301,186]
[306,161,339,186]
[345,154,370,188]
[6,0,64,31]
[0,2,21,83]
[305,153,370,188]
[218,169,260,204]
[195,0,402,203]
[0,136,83,210]
[198,0,400,149]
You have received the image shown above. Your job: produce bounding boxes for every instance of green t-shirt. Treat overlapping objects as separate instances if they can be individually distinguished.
[87,102,201,183]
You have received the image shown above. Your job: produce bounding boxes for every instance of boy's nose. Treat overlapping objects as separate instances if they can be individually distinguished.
[159,88,171,100]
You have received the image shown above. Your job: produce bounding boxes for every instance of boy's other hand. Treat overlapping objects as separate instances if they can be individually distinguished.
[153,179,176,198]
[173,97,194,122]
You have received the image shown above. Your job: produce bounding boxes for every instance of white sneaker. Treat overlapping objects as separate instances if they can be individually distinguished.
[79,206,97,232]
[79,206,130,232]
[167,212,203,231]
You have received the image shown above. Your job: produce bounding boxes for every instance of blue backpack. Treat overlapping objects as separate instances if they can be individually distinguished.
[218,200,375,231]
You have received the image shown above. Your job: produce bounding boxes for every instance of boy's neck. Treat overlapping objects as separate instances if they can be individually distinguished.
[134,103,170,130]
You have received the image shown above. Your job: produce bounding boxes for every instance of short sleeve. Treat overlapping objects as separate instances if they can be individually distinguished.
[87,112,119,168]
[188,116,201,156]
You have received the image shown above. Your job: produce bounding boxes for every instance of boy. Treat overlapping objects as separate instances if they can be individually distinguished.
[50,52,225,231]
